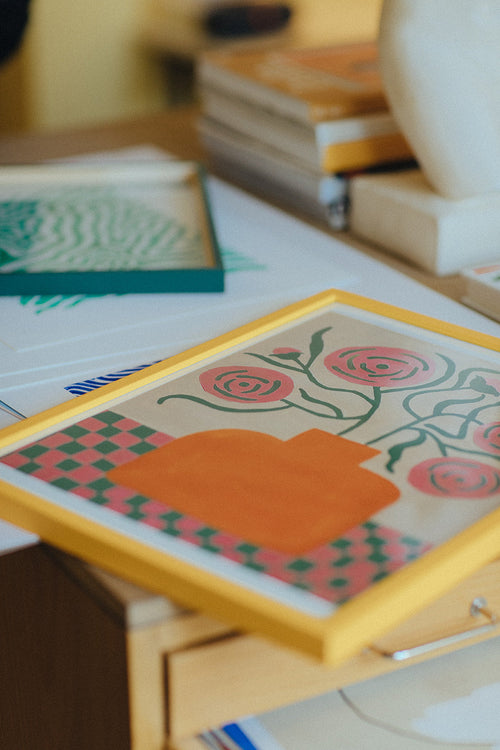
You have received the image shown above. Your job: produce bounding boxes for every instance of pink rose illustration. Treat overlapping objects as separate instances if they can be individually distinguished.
[408,457,500,498]
[324,346,435,387]
[200,366,294,403]
[473,422,500,455]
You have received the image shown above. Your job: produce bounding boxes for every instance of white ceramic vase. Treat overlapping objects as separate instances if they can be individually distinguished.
[378,0,500,199]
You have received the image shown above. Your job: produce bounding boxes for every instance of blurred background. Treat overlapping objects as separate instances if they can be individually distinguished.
[0,0,383,134]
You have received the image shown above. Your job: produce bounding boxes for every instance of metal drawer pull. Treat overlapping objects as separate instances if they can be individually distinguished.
[371,597,498,662]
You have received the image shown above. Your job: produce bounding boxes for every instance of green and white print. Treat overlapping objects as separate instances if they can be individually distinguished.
[0,187,206,274]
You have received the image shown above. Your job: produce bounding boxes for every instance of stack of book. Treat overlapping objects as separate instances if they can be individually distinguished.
[196,41,414,228]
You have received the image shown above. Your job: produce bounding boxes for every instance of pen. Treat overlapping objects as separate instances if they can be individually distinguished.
[204,3,292,38]
[0,399,26,421]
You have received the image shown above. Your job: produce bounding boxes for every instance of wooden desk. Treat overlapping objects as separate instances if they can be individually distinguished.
[0,108,204,165]
[0,108,496,750]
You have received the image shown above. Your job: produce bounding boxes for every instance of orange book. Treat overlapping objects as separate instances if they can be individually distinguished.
[198,41,391,125]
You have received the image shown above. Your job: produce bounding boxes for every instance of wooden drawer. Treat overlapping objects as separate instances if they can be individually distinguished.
[164,558,500,744]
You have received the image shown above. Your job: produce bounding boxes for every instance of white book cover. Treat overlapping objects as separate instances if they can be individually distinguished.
[462,262,500,323]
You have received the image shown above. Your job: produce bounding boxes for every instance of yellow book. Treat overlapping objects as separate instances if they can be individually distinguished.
[320,131,411,173]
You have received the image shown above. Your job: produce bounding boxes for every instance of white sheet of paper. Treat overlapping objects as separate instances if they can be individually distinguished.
[0,518,38,555]
[0,296,291,389]
[240,638,500,749]
[344,637,500,746]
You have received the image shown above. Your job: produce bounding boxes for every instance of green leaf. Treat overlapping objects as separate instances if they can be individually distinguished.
[157,393,291,413]
[386,430,427,472]
[470,375,500,396]
[246,352,301,372]
[308,327,332,363]
[272,351,302,361]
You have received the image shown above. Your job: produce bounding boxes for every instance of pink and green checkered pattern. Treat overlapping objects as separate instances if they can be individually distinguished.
[1,410,431,605]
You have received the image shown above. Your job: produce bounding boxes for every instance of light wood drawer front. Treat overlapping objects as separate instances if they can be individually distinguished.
[166,558,500,740]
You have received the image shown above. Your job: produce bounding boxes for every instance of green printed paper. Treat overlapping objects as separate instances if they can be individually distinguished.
[0,163,223,295]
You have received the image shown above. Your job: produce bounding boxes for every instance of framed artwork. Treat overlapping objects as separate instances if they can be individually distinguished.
[0,161,223,294]
[1,289,500,665]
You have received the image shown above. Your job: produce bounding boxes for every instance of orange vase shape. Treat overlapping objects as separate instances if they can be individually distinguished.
[108,428,399,554]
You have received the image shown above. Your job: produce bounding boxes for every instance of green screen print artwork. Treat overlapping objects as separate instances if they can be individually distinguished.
[0,161,224,294]
[0,190,206,274]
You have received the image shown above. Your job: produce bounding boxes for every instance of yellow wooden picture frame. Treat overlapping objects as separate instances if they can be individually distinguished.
[1,289,500,666]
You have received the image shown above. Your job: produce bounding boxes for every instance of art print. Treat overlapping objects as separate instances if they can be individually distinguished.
[0,161,223,295]
[1,291,499,663]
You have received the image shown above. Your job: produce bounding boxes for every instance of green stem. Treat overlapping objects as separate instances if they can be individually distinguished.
[281,398,347,419]
[338,388,382,436]
[157,393,293,414]
[248,352,374,404]
[368,394,498,446]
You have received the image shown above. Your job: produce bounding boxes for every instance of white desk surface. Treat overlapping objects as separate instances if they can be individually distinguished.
[1,158,499,554]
